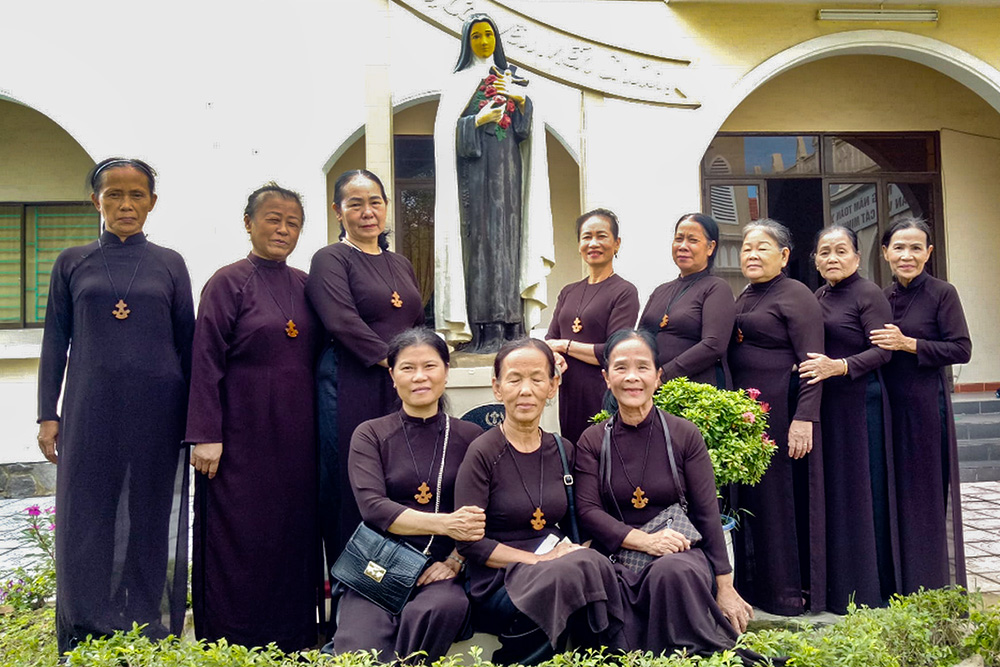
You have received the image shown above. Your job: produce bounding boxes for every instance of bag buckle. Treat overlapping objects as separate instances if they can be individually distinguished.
[364,561,386,583]
[562,474,574,486]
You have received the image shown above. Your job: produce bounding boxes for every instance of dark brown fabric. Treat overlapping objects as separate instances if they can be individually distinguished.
[575,410,739,656]
[638,270,735,388]
[455,428,624,647]
[815,271,900,613]
[547,274,639,442]
[186,255,321,651]
[882,271,970,593]
[728,273,827,615]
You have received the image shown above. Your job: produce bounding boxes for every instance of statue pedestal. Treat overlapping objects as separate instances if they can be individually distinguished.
[446,352,560,433]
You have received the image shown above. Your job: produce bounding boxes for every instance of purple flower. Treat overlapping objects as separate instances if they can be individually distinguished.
[48,524,55,531]
[26,505,41,517]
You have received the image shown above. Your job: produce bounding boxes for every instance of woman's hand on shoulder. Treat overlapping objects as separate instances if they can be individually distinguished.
[444,505,486,542]
[644,528,691,556]
[787,420,813,459]
[37,421,59,464]
[715,573,753,633]
[191,442,223,479]
[417,560,457,586]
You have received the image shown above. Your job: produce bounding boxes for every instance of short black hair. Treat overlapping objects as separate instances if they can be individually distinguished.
[88,157,157,194]
[674,213,721,270]
[814,225,859,254]
[575,208,620,240]
[333,169,390,251]
[881,216,932,248]
[244,182,304,223]
[602,328,658,370]
[493,338,556,379]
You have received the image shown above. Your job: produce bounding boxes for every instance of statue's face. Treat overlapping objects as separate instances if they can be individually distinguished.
[469,21,496,59]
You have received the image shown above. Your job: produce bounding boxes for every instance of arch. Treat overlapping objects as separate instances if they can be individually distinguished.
[700,30,1000,154]
[0,91,96,163]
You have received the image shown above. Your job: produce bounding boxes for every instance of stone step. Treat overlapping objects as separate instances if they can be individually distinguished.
[953,397,1000,415]
[960,460,1000,483]
[954,413,1000,441]
[958,439,1000,463]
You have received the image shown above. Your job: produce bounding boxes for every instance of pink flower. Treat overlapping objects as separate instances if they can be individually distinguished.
[742,411,755,423]
[484,85,498,97]
[26,505,40,517]
[478,99,489,109]
[760,402,770,414]
[48,524,55,531]
[506,100,515,112]
[746,388,761,400]
[484,74,498,84]
[498,115,511,129]
[478,85,486,92]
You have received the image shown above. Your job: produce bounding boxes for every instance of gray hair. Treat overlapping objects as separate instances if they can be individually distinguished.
[743,218,794,252]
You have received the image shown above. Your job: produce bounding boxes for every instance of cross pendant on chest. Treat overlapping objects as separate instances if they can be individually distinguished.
[414,482,432,504]
[737,328,744,343]
[530,507,546,530]
[660,314,669,329]
[285,320,299,338]
[632,486,649,509]
[391,291,403,308]
[571,317,583,334]
[112,299,130,320]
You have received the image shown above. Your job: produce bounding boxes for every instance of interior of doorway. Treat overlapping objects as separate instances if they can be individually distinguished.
[766,179,824,291]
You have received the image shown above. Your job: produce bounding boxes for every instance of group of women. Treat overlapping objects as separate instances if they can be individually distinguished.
[37,158,971,664]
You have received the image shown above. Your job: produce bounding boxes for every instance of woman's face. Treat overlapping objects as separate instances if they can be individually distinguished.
[245,195,303,262]
[578,216,620,269]
[814,229,860,286]
[740,228,789,283]
[91,166,157,241]
[672,219,716,276]
[334,176,386,247]
[603,337,660,413]
[492,347,557,426]
[882,227,933,286]
[469,21,496,59]
[390,344,448,412]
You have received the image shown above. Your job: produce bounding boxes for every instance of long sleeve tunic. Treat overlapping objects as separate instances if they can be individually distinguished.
[184,254,321,652]
[815,271,899,612]
[638,270,735,388]
[38,231,194,653]
[547,274,639,441]
[882,270,971,593]
[728,273,827,615]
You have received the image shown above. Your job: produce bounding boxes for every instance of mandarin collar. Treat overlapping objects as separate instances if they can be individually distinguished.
[746,272,784,292]
[894,270,928,293]
[828,270,861,291]
[100,231,147,246]
[616,406,657,433]
[399,409,445,427]
[678,268,710,283]
[246,252,286,270]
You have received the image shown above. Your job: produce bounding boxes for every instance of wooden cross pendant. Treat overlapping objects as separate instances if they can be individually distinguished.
[631,486,649,509]
[737,328,744,343]
[530,507,546,530]
[285,320,299,338]
[414,482,432,505]
[112,299,130,320]
[659,314,669,329]
[391,291,403,308]
[571,317,583,333]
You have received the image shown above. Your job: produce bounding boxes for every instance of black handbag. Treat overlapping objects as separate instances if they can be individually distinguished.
[600,409,702,573]
[330,416,453,614]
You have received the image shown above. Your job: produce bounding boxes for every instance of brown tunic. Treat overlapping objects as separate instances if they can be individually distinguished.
[575,409,738,655]
[455,427,624,647]
[332,411,483,661]
[547,274,639,442]
[638,269,735,388]
[728,273,826,615]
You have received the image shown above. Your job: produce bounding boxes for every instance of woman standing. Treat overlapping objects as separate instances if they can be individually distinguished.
[36,158,194,652]
[455,339,624,665]
[575,330,754,656]
[870,218,971,594]
[638,213,735,388]
[186,183,321,651]
[332,328,485,662]
[546,209,639,442]
[728,219,826,616]
[306,170,424,571]
[799,225,898,614]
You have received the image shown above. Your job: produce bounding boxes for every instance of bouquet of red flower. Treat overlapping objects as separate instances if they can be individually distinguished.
[473,73,517,141]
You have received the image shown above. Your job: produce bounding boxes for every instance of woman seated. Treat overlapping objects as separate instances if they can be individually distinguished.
[332,328,486,663]
[575,329,753,657]
[455,339,625,665]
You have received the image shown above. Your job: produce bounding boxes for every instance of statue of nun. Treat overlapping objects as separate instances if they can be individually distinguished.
[434,12,554,354]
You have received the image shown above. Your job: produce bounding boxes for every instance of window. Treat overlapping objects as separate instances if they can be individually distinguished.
[0,203,98,327]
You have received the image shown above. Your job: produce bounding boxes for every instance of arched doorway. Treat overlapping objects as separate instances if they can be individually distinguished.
[323,99,581,328]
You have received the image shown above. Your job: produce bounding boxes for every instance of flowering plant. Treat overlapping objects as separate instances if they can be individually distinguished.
[0,505,56,612]
[592,378,775,490]
[474,74,517,141]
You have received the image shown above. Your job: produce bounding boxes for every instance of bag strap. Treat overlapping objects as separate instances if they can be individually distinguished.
[657,409,687,513]
[600,418,627,523]
[553,433,580,544]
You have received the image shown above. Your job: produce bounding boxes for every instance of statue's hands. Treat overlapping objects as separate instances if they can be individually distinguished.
[475,101,505,127]
[493,72,525,107]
